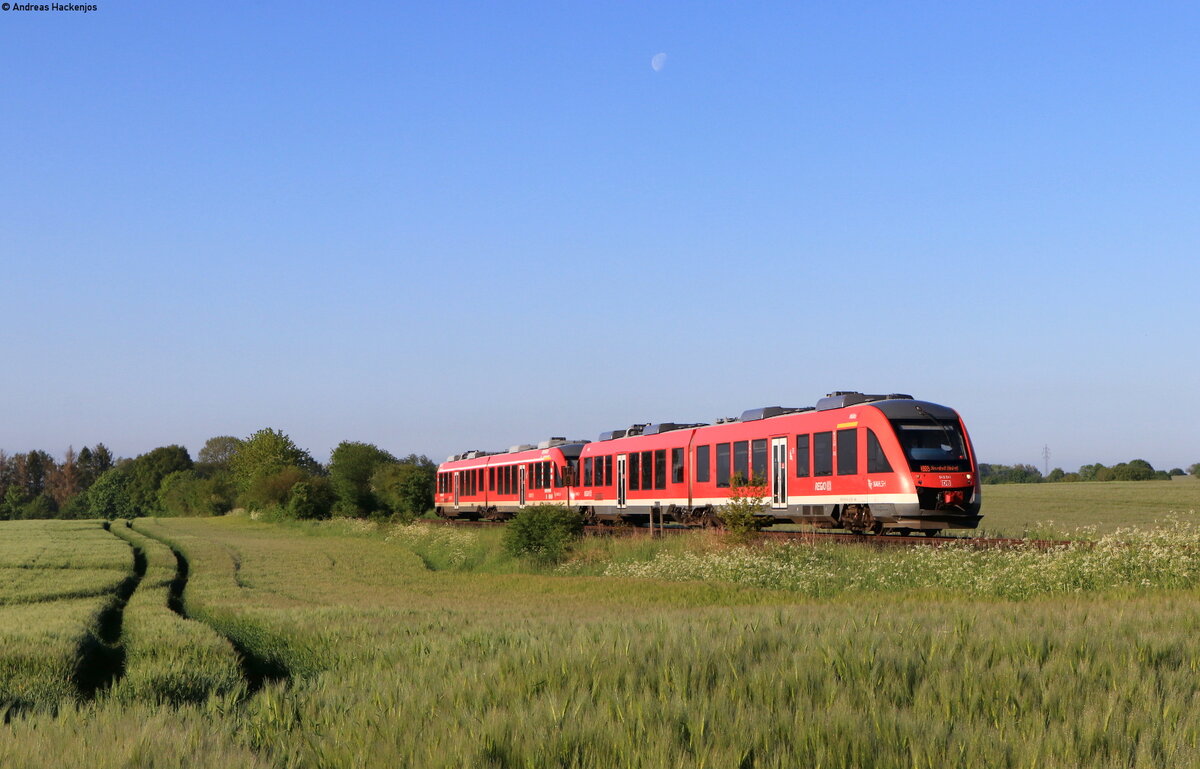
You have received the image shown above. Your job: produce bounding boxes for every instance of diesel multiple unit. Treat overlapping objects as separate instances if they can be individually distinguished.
[435,392,982,535]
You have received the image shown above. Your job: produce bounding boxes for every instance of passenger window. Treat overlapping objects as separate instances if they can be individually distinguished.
[716,443,731,488]
[630,453,641,490]
[584,457,594,487]
[672,448,684,484]
[654,450,666,490]
[641,451,653,490]
[604,456,613,486]
[696,445,710,483]
[867,429,893,473]
[751,439,767,484]
[733,441,749,483]
[796,435,810,477]
[837,429,858,475]
[814,432,833,477]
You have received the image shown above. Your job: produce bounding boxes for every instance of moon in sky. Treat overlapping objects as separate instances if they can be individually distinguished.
[651,53,667,72]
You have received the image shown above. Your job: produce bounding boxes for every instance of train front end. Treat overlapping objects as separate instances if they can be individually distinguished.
[875,399,982,531]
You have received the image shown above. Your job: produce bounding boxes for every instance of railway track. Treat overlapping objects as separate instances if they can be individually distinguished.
[427,518,1069,550]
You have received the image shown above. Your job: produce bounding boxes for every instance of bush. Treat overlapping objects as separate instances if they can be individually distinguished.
[718,473,770,543]
[501,505,584,565]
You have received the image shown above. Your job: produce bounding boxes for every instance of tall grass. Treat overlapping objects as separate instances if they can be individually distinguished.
[0,598,107,712]
[105,525,244,705]
[599,519,1200,599]
[10,515,1200,766]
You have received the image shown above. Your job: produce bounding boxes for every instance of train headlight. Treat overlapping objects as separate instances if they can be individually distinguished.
[966,474,972,481]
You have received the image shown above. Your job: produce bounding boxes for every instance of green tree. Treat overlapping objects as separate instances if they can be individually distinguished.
[158,470,224,517]
[124,445,193,515]
[1189,463,1200,478]
[286,478,335,520]
[230,428,318,498]
[242,466,309,511]
[328,441,397,517]
[87,468,137,520]
[77,444,115,490]
[1110,459,1155,481]
[2,485,28,520]
[371,460,436,521]
[197,436,243,474]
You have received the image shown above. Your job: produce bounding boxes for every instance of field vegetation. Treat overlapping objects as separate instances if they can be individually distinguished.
[5,501,1200,767]
[975,476,1199,536]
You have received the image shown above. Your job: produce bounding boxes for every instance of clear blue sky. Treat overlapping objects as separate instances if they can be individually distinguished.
[2,1,1197,473]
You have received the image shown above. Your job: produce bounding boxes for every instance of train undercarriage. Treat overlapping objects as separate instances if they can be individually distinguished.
[436,494,981,536]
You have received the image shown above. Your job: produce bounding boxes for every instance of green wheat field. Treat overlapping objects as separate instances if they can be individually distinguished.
[2,479,1199,768]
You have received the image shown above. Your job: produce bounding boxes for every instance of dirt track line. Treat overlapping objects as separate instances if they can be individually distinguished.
[71,522,146,701]
[144,528,290,695]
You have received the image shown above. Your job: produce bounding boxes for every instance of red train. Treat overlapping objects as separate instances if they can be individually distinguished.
[435,392,982,535]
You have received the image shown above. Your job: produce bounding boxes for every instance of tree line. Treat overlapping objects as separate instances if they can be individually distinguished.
[0,429,435,521]
[979,460,1200,485]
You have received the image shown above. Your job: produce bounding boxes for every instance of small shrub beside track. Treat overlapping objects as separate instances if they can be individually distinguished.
[501,505,584,565]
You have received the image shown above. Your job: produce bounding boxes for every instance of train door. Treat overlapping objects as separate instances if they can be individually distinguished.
[453,472,460,510]
[771,437,788,509]
[518,465,527,507]
[616,454,628,509]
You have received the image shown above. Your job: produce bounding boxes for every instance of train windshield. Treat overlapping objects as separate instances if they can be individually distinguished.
[889,420,971,472]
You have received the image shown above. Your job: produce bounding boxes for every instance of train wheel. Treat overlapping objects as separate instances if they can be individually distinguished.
[871,521,884,536]
[899,529,911,537]
[924,529,941,538]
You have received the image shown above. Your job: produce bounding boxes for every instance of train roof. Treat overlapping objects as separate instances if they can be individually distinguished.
[442,392,960,468]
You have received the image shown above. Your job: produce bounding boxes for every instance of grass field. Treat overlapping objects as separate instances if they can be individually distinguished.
[4,496,1200,767]
[976,477,1200,536]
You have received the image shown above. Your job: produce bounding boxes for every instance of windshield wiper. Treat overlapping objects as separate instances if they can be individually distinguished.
[914,405,960,455]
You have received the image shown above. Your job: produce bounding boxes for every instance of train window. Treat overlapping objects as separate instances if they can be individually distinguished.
[751,439,767,483]
[641,451,654,490]
[629,453,641,491]
[489,467,495,491]
[672,447,684,484]
[696,445,710,483]
[867,430,893,473]
[654,450,667,490]
[584,457,594,487]
[837,429,858,475]
[733,441,749,483]
[604,455,613,486]
[814,432,833,477]
[796,435,810,477]
[553,465,562,488]
[716,443,731,488]
[478,468,485,491]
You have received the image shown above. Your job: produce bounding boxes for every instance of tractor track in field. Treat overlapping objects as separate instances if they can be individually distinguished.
[155,534,289,695]
[70,522,147,701]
